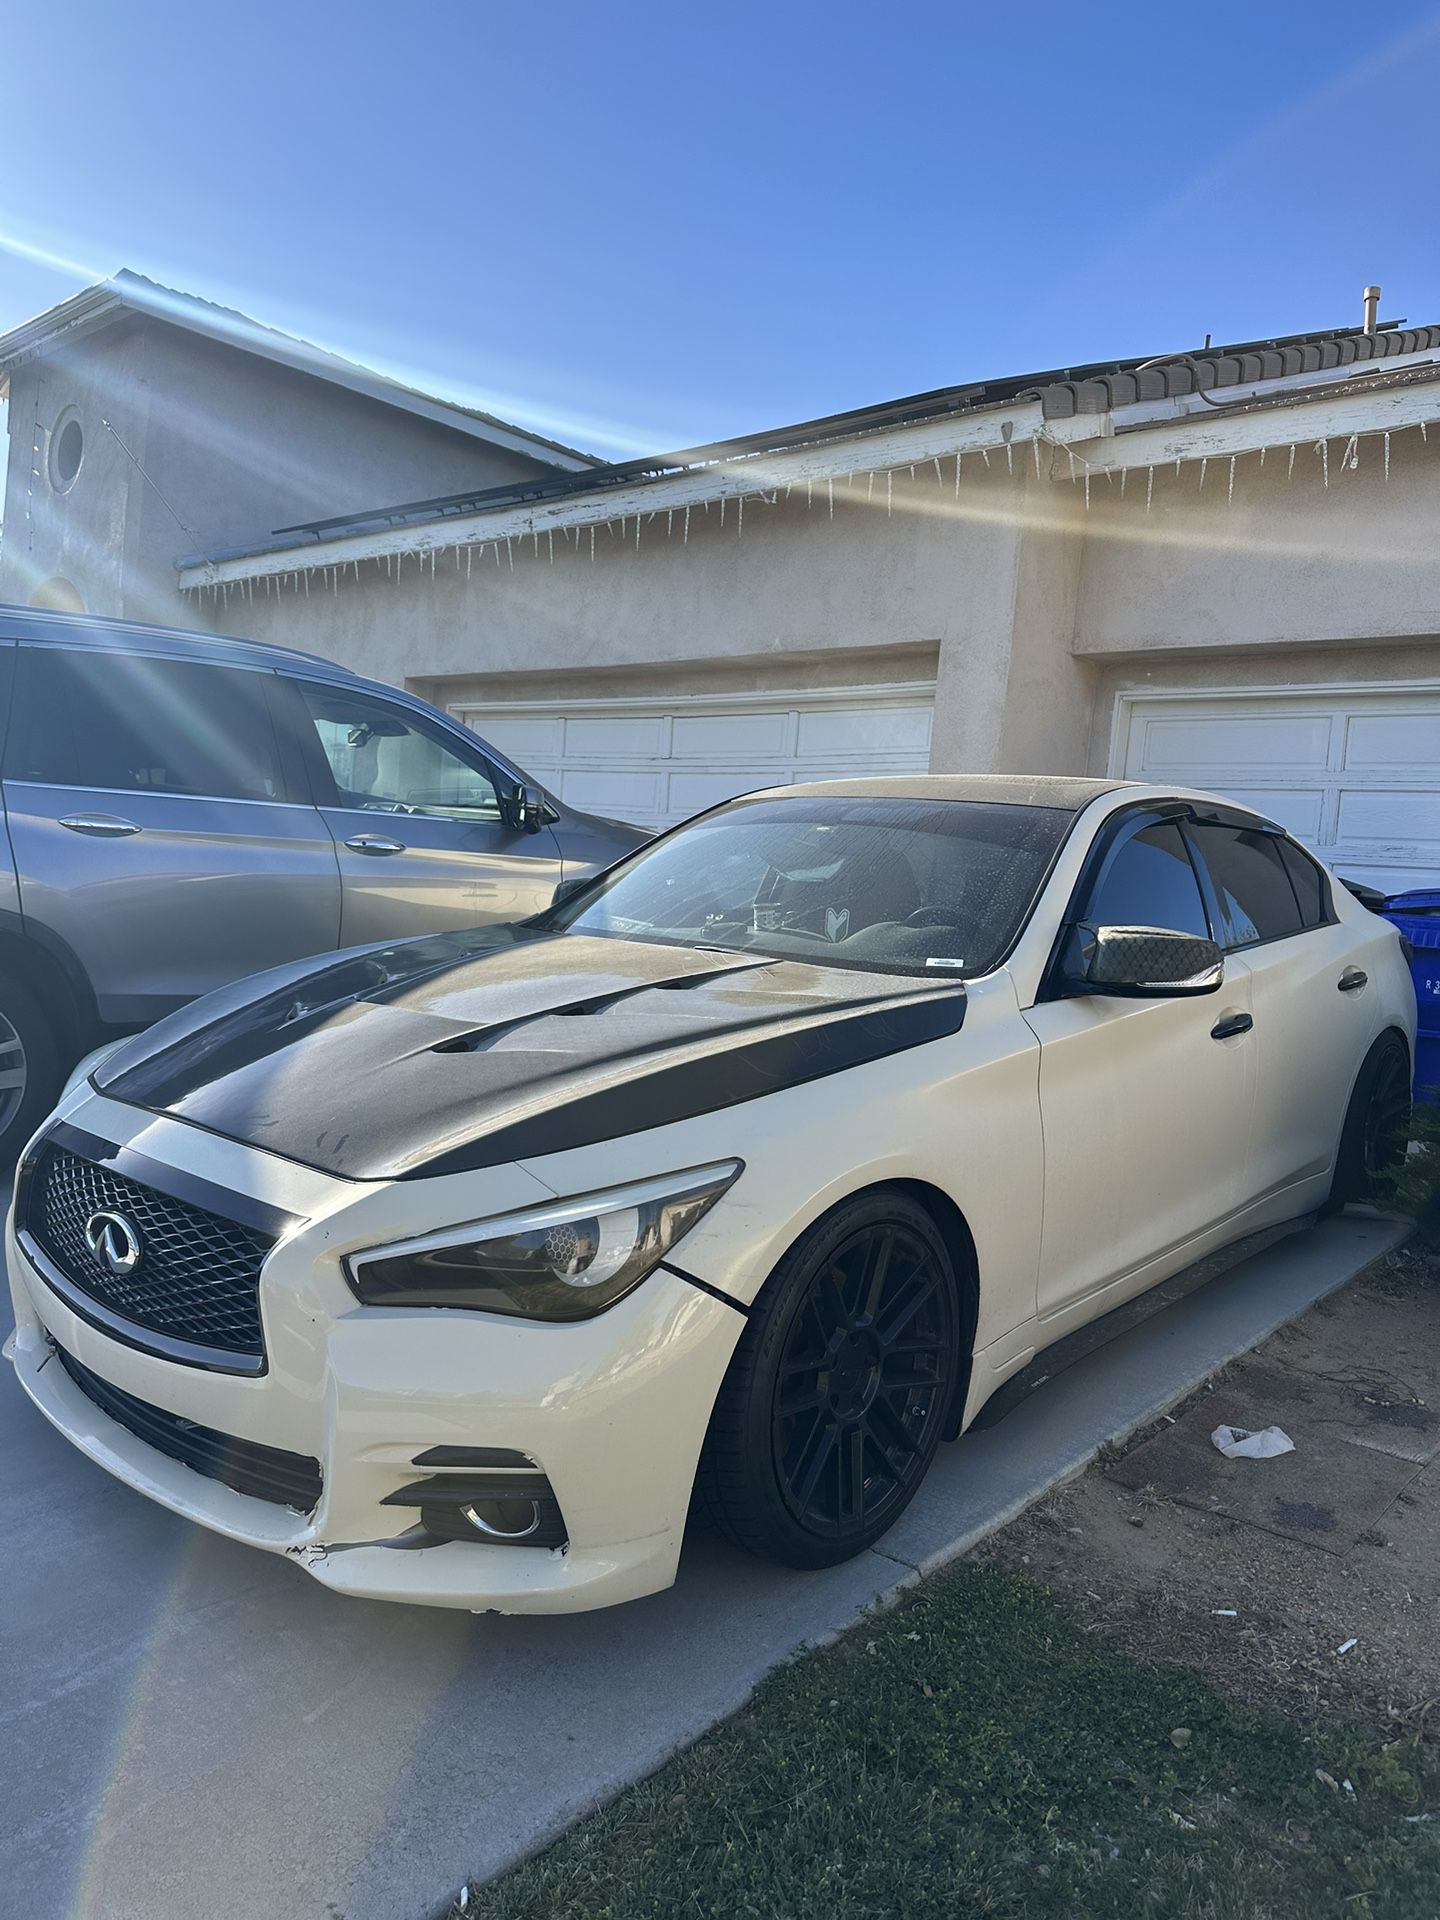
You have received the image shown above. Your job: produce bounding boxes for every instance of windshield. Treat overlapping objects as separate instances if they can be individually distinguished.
[544,796,1073,976]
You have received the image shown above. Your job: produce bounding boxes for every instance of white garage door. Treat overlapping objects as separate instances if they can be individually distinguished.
[453,686,936,831]
[1118,688,1440,892]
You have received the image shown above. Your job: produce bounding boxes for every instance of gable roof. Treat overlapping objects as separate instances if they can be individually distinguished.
[0,269,598,471]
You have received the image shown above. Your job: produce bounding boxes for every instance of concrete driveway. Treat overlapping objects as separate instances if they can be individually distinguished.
[0,1214,1402,1920]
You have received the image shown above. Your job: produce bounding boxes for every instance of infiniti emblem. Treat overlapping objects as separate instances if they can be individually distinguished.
[84,1210,143,1279]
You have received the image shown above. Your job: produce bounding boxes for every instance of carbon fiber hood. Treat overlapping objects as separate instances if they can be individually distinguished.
[95,926,966,1181]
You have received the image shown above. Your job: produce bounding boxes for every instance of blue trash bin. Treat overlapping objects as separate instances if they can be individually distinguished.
[1381,888,1440,1102]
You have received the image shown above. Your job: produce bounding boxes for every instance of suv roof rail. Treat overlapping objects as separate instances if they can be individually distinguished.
[0,602,357,676]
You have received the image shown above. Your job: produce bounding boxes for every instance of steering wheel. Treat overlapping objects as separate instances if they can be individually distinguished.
[905,905,965,928]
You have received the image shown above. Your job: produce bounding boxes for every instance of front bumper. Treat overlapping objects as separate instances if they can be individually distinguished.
[5,1108,746,1613]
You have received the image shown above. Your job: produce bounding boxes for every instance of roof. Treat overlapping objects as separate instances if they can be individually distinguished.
[754,774,1124,810]
[0,600,362,678]
[0,271,598,472]
[180,307,1440,570]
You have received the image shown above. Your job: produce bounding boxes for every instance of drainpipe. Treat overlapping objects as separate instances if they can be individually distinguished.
[1363,285,1381,336]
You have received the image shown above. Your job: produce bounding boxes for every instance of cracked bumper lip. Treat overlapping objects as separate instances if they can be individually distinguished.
[5,1218,747,1615]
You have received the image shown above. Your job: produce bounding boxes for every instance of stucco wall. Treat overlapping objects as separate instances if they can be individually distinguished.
[1,316,559,625]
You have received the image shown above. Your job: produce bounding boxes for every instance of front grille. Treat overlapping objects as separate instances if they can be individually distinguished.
[55,1344,323,1512]
[26,1147,271,1361]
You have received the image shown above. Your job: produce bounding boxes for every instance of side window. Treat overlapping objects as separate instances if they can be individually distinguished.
[1082,821,1210,937]
[1277,838,1329,929]
[1187,824,1304,948]
[5,647,286,802]
[297,683,501,821]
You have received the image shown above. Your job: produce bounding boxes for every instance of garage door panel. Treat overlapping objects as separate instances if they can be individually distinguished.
[797,704,933,757]
[1218,789,1326,839]
[565,715,669,758]
[560,769,667,816]
[1336,789,1440,849]
[671,712,793,760]
[666,770,772,815]
[1137,712,1332,770]
[470,716,565,762]
[1343,713,1440,768]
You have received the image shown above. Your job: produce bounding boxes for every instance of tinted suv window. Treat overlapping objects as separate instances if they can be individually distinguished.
[5,647,286,802]
[1187,823,1304,947]
[1083,822,1210,937]
[298,683,501,821]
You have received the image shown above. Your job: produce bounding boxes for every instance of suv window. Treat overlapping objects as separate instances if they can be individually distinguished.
[4,647,286,802]
[1082,821,1210,937]
[297,683,502,821]
[1187,823,1304,947]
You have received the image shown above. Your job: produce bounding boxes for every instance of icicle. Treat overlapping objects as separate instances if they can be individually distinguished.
[547,529,555,562]
[506,536,515,570]
[303,571,310,597]
[886,471,893,517]
[532,530,540,558]
[736,495,744,537]
[1259,445,1266,472]
[980,448,991,469]
[932,457,943,485]
[867,472,875,503]
[683,504,691,544]
[719,496,726,528]
[1083,470,1090,510]
[466,547,473,579]
[635,513,641,548]
[1384,431,1391,481]
[589,525,596,561]
[1120,467,1127,498]
[355,559,362,580]
[1175,457,1182,477]
[1199,457,1207,491]
[1318,439,1329,489]
[494,540,501,567]
[1422,422,1429,445]
[1067,448,1077,486]
[1342,433,1359,472]
[1287,444,1296,480]
[666,509,673,537]
[1032,435,1042,480]
[827,477,834,520]
[430,550,437,577]
[1005,440,1013,475]
[806,479,813,508]
[1227,456,1236,505]
[1145,466,1155,513]
[330,569,337,596]
[955,453,963,496]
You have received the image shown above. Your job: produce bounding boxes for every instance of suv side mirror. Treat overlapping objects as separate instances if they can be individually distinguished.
[500,781,547,834]
[1078,924,1223,998]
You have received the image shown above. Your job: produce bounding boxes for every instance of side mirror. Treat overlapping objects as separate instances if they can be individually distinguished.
[550,875,588,911]
[500,781,547,834]
[1079,924,1223,997]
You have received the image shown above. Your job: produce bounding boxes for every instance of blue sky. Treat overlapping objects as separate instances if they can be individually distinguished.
[2,0,1439,459]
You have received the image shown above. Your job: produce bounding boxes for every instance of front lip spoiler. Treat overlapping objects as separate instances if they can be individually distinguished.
[15,1229,268,1377]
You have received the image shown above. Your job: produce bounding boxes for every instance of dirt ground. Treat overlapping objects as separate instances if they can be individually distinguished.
[986,1237,1440,1738]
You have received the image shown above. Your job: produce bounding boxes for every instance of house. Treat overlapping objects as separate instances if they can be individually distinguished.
[2,275,1437,890]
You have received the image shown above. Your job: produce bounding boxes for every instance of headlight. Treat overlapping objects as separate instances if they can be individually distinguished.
[344,1162,742,1321]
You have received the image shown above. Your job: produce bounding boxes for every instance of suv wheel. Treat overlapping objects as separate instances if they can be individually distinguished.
[0,977,61,1168]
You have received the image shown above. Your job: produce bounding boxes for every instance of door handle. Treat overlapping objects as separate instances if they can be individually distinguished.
[59,814,142,838]
[1337,967,1368,993]
[344,834,406,855]
[1210,1011,1254,1040]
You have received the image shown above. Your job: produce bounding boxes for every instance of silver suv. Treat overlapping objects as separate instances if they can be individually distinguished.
[0,605,647,1159]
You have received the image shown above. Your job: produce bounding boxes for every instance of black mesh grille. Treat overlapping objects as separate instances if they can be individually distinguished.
[55,1344,322,1512]
[27,1147,272,1359]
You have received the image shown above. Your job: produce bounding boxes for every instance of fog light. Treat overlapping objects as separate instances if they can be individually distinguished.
[461,1497,542,1540]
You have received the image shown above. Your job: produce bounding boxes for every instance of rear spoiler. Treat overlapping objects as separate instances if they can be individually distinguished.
[1339,876,1388,913]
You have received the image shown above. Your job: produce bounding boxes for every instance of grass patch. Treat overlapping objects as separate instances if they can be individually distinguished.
[459,1563,1440,1920]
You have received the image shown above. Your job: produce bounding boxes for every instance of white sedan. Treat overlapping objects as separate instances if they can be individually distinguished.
[5,776,1415,1612]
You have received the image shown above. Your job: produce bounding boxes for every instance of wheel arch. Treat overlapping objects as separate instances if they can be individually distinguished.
[885,1179,981,1440]
[0,912,97,1060]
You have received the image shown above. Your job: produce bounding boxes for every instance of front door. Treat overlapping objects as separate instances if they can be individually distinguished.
[1022,816,1257,1322]
[284,678,564,947]
[2,646,342,1025]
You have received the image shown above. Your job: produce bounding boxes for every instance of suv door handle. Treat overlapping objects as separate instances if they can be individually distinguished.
[1210,1011,1254,1040]
[344,834,406,855]
[1337,967,1368,993]
[59,814,142,838]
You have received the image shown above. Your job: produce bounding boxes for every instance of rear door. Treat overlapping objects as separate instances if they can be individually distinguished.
[282,676,564,945]
[1183,820,1369,1202]
[1,645,342,1025]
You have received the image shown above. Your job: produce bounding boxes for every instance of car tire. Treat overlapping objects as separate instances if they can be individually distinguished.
[697,1189,963,1569]
[1327,1030,1412,1210]
[0,975,61,1171]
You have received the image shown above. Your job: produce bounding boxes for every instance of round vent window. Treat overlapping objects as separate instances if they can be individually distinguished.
[49,412,84,492]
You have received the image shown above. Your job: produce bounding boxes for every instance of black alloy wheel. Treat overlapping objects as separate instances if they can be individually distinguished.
[1330,1030,1412,1208]
[699,1190,963,1568]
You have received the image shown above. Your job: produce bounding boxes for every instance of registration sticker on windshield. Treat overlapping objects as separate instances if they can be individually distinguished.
[924,956,967,970]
